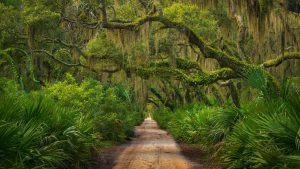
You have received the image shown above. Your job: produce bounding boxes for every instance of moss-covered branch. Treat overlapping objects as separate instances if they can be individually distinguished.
[262,52,300,68]
[63,8,299,95]
[127,66,237,86]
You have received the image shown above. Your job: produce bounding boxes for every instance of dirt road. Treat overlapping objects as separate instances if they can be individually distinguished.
[95,117,205,169]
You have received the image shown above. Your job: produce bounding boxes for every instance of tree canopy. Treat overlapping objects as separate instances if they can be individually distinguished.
[1,0,299,108]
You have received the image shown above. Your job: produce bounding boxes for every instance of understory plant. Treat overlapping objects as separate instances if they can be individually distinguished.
[43,74,143,142]
[154,88,300,169]
[0,94,99,169]
[0,77,143,169]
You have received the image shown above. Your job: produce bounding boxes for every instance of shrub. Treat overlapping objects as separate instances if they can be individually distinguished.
[0,94,99,169]
[154,92,300,169]
[43,74,143,143]
[0,75,143,169]
[220,95,300,169]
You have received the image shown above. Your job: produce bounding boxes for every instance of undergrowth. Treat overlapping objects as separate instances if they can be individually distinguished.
[0,76,143,169]
[154,89,300,169]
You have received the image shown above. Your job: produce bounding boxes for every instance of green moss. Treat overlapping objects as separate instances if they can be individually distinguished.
[131,64,236,87]
[175,58,201,70]
[262,52,300,68]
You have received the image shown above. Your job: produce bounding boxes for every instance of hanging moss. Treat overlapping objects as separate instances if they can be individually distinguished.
[190,0,300,53]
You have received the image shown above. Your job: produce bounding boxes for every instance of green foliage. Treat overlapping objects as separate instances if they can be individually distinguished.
[221,94,300,169]
[0,93,99,169]
[96,110,142,141]
[54,48,72,61]
[0,75,143,168]
[44,73,105,112]
[114,2,138,20]
[243,66,279,97]
[22,0,60,27]
[154,104,242,145]
[244,67,267,92]
[0,76,20,95]
[154,91,300,169]
[85,33,122,57]
[43,74,143,142]
[0,3,21,47]
[211,3,233,29]
[1,0,22,7]
[163,3,218,41]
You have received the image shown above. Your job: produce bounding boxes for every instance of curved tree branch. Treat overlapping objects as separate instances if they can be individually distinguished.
[33,50,98,73]
[129,66,238,86]
[62,6,299,95]
[42,38,89,58]
[262,52,300,68]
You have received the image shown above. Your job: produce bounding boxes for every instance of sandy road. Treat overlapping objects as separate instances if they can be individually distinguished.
[110,117,204,169]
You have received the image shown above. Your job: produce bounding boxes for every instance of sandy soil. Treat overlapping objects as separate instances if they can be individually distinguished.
[92,117,207,169]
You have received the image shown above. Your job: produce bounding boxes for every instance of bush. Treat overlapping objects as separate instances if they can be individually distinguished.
[43,74,143,143]
[44,74,105,113]
[0,94,99,169]
[220,95,300,169]
[0,75,143,169]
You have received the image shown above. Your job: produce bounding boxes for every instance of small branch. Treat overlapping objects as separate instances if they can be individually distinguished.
[110,19,133,23]
[34,50,80,67]
[62,17,100,29]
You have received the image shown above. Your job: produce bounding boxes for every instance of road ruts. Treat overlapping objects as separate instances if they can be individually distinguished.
[112,117,205,169]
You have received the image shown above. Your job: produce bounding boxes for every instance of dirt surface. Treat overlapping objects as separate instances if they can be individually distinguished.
[92,117,207,169]
[179,144,222,169]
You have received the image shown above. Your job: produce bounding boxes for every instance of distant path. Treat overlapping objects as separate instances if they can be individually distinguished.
[94,117,205,169]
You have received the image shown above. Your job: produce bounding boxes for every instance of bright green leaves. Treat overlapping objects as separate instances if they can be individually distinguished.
[22,0,60,27]
[109,0,143,20]
[243,66,279,97]
[243,67,267,92]
[0,92,100,169]
[44,73,105,112]
[163,3,218,41]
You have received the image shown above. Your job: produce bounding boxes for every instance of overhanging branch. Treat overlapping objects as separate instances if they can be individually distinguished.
[262,52,300,68]
[129,66,237,86]
[33,50,98,73]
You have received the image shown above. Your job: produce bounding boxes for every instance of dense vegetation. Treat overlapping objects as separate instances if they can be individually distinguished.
[0,0,300,168]
[154,80,300,168]
[0,77,143,169]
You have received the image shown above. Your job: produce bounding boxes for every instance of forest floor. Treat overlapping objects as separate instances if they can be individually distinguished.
[92,117,221,169]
